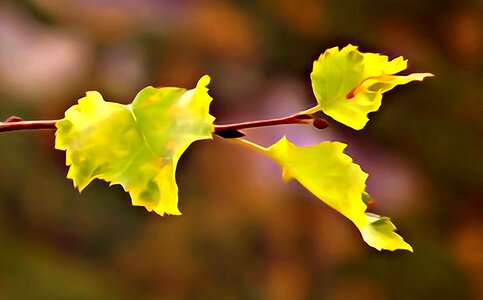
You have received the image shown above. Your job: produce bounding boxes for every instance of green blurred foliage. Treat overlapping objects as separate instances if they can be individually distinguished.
[0,0,481,299]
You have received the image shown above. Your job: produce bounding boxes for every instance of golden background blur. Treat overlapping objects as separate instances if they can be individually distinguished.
[0,0,481,299]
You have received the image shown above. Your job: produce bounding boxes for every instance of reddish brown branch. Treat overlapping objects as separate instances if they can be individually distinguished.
[1,113,328,136]
[213,113,328,138]
[0,117,58,133]
[214,113,313,131]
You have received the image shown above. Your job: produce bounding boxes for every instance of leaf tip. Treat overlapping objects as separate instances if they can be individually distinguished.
[360,213,413,252]
[419,72,435,79]
[197,75,211,87]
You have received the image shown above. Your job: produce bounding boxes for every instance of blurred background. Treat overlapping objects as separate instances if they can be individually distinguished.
[0,0,481,299]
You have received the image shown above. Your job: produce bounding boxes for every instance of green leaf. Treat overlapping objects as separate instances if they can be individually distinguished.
[310,44,433,130]
[264,137,412,251]
[55,75,215,216]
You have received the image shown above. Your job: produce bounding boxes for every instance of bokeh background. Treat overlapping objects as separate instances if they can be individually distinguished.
[0,0,481,299]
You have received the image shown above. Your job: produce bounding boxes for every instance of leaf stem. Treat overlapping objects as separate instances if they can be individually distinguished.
[229,138,268,155]
[297,105,320,115]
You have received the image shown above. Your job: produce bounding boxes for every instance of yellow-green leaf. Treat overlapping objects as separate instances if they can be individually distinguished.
[310,44,433,130]
[55,75,215,216]
[361,213,413,251]
[264,137,412,251]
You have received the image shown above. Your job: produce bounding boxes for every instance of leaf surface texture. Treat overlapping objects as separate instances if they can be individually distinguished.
[55,76,215,215]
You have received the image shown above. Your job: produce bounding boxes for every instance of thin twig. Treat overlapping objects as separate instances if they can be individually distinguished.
[0,117,58,133]
[214,113,313,131]
[213,113,328,138]
[0,112,328,136]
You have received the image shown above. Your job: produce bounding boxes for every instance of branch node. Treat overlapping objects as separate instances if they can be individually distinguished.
[4,116,24,123]
[214,129,245,139]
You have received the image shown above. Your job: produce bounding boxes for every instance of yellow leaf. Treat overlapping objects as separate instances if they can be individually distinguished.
[264,137,412,251]
[311,44,433,130]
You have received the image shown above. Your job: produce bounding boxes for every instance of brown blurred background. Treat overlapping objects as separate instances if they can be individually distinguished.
[0,0,482,299]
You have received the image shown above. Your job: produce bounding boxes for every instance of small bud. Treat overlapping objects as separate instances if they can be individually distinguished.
[312,119,329,130]
[362,191,375,206]
[4,116,23,123]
